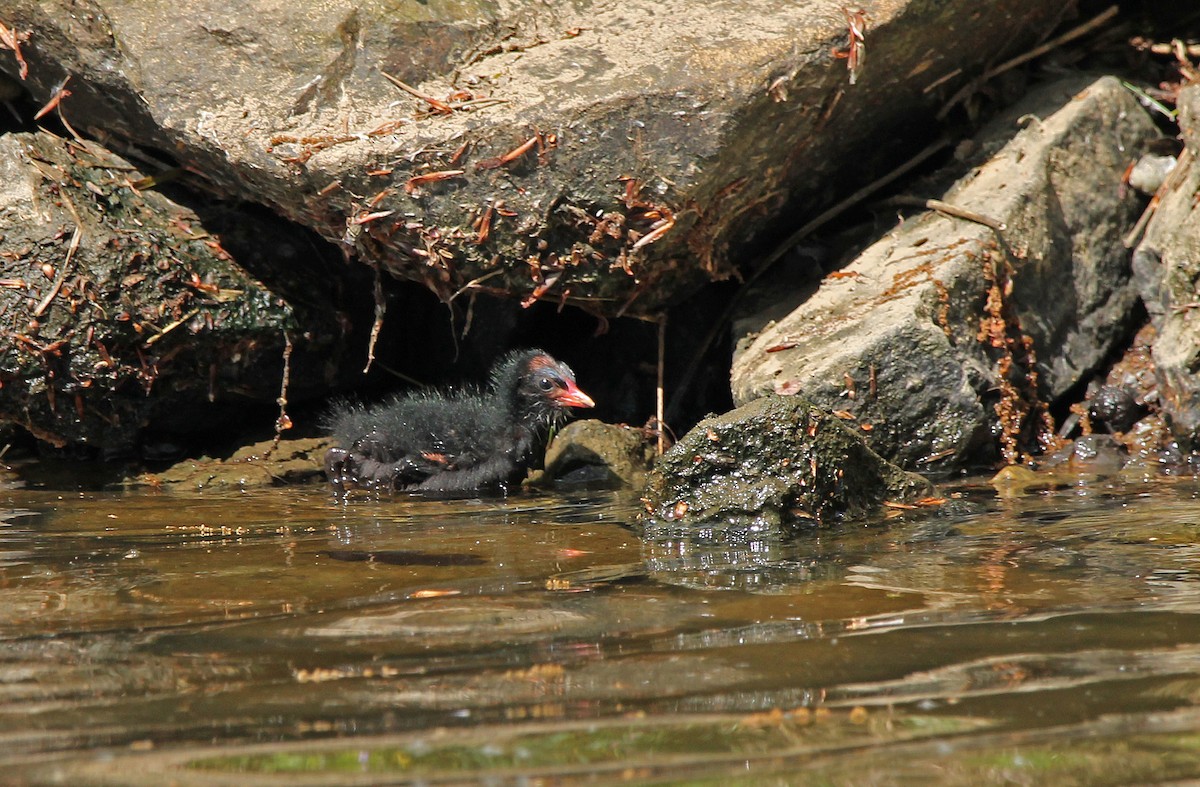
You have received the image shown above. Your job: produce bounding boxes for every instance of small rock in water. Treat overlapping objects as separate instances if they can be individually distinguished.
[1127,153,1177,195]
[535,420,655,489]
[1088,385,1147,434]
[641,395,932,530]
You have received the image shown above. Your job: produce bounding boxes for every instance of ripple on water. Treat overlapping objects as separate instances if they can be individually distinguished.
[2,481,1200,782]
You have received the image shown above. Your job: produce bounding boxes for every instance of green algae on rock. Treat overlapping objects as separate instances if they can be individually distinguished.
[128,436,329,491]
[642,395,933,530]
[534,419,656,489]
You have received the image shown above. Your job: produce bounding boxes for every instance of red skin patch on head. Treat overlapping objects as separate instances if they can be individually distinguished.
[526,352,594,407]
[526,354,557,372]
[421,451,451,465]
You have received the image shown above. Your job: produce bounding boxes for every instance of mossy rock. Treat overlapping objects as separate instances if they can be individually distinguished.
[642,395,932,530]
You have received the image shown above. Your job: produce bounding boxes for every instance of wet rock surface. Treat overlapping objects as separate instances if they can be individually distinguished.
[1,4,1198,485]
[0,131,340,453]
[731,76,1157,469]
[129,436,329,491]
[641,395,932,531]
[1087,385,1148,435]
[535,419,655,489]
[0,0,1066,317]
[997,322,1184,486]
[1132,84,1200,449]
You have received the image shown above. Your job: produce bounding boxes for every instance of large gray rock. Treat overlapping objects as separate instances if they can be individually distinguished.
[732,77,1156,467]
[0,0,1067,317]
[1132,85,1200,448]
[0,131,337,452]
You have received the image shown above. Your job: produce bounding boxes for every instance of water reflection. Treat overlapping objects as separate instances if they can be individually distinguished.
[642,517,845,593]
[4,480,1200,782]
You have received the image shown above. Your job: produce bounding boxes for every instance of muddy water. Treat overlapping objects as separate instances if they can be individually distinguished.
[5,477,1200,784]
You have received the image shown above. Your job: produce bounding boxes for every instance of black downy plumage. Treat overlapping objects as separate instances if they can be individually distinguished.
[325,349,594,494]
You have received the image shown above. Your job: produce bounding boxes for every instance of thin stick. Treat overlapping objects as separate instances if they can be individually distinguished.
[446,268,504,302]
[461,291,476,339]
[363,262,385,374]
[369,359,425,387]
[143,307,200,346]
[57,188,84,228]
[33,225,81,318]
[982,5,1118,82]
[885,196,1005,232]
[886,195,1018,262]
[379,71,452,114]
[926,198,1005,232]
[938,6,1119,120]
[656,315,667,456]
[1119,80,1178,121]
[272,331,294,454]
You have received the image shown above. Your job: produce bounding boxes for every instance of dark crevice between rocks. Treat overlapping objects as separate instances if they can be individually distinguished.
[0,75,36,136]
[0,128,735,488]
[317,277,734,435]
[0,127,350,476]
[1050,301,1151,436]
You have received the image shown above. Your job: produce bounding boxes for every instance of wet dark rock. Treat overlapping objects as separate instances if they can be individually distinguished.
[128,436,329,491]
[641,395,932,530]
[1061,321,1172,475]
[1132,84,1200,450]
[1041,434,1127,477]
[0,131,340,452]
[1,1,1068,317]
[1087,385,1147,434]
[732,76,1157,468]
[535,419,655,490]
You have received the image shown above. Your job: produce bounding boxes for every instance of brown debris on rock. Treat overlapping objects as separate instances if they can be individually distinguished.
[0,131,336,453]
[1132,84,1200,451]
[731,76,1158,469]
[128,436,329,491]
[0,0,1070,317]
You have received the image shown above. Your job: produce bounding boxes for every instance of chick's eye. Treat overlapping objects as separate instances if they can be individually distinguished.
[538,377,554,392]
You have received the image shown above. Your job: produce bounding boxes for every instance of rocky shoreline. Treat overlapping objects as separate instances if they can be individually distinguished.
[0,4,1198,514]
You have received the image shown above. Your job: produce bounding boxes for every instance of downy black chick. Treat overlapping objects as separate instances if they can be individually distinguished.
[324,349,594,494]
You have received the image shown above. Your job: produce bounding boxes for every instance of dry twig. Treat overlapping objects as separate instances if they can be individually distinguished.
[33,225,80,318]
[937,6,1119,120]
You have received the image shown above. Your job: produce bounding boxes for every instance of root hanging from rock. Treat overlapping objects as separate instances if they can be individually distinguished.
[363,260,385,374]
[978,245,1058,465]
[268,331,294,456]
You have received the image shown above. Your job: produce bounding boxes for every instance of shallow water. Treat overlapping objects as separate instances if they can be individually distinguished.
[5,476,1200,784]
